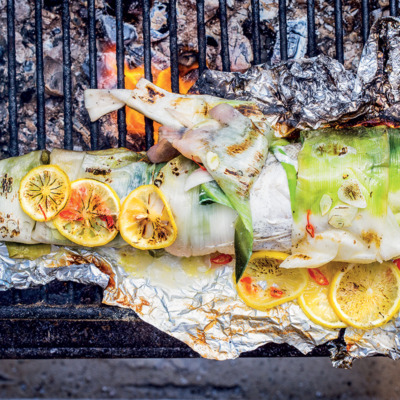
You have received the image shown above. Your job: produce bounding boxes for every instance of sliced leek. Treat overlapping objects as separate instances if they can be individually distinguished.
[281,126,400,269]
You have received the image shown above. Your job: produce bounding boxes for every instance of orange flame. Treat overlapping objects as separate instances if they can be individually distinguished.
[99,45,198,142]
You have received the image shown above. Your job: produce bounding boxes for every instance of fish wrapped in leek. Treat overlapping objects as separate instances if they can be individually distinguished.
[281,127,400,269]
[156,104,269,279]
[85,83,271,279]
[156,154,293,258]
[0,147,294,261]
[0,150,48,244]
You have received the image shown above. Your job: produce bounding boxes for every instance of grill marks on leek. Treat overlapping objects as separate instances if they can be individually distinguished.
[296,127,389,219]
[84,78,270,134]
[0,151,48,244]
[156,156,238,257]
[281,127,400,269]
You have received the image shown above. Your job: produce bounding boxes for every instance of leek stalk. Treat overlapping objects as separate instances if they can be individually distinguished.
[281,126,400,269]
[84,78,271,136]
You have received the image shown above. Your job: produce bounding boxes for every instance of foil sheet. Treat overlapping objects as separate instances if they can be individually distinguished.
[2,238,400,367]
[0,244,110,290]
[2,16,400,367]
[0,243,339,360]
[192,17,400,134]
[99,248,339,360]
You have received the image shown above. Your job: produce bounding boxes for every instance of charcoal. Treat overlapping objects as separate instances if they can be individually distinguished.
[100,14,137,45]
[150,1,169,42]
[44,56,64,97]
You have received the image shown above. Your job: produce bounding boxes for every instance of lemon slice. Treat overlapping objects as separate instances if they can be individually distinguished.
[236,251,308,310]
[53,178,120,246]
[19,165,70,222]
[298,264,347,329]
[119,184,177,250]
[329,262,400,330]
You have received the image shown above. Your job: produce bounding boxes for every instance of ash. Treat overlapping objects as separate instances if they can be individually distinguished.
[0,0,393,158]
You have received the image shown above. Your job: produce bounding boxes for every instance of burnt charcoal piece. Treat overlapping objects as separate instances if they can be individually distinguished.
[100,14,137,45]
[150,1,169,42]
[44,56,64,97]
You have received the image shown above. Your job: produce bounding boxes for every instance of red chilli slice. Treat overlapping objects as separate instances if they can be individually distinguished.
[191,156,207,171]
[308,268,329,286]
[270,287,284,298]
[306,209,315,238]
[99,215,115,230]
[211,253,233,265]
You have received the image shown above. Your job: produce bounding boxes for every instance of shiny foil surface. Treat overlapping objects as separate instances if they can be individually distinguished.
[1,242,400,367]
[193,17,400,133]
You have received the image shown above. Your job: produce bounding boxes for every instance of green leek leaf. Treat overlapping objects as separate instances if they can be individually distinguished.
[6,243,51,260]
[296,126,389,221]
[200,180,252,281]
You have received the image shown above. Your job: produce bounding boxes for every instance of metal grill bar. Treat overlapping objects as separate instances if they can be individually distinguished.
[116,0,127,148]
[390,0,397,16]
[278,0,288,62]
[196,0,207,76]
[35,0,45,150]
[7,0,18,157]
[88,0,99,151]
[334,0,344,64]
[62,0,73,150]
[169,0,179,93]
[143,0,154,150]
[219,0,230,72]
[361,0,370,44]
[251,0,261,65]
[307,0,317,57]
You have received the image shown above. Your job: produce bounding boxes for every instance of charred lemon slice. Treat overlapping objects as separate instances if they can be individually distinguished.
[19,165,70,222]
[53,179,120,246]
[329,262,400,330]
[236,251,308,310]
[119,185,177,250]
[298,264,347,329]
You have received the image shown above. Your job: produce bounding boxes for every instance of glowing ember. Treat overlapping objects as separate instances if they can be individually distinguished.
[99,45,198,142]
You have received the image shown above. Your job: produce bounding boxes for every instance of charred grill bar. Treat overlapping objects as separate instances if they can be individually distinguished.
[307,0,316,57]
[88,0,99,150]
[35,0,46,150]
[1,0,399,358]
[168,0,179,94]
[196,0,207,77]
[334,0,344,64]
[62,0,73,150]
[143,0,154,150]
[6,0,18,157]
[279,0,288,61]
[251,0,261,65]
[116,0,127,148]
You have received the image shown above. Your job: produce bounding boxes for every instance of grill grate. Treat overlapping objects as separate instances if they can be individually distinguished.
[35,0,46,150]
[88,0,99,150]
[7,0,400,154]
[6,0,17,157]
[2,0,400,358]
[62,0,73,150]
